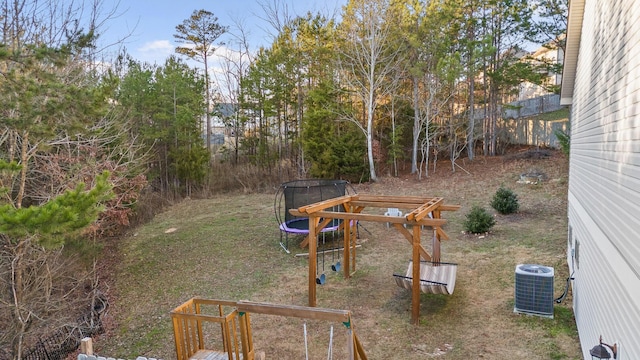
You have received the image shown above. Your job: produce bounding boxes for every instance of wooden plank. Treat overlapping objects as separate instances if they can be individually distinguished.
[80,338,93,356]
[348,217,356,274]
[239,312,252,360]
[343,214,351,279]
[405,198,443,221]
[289,210,448,226]
[173,316,186,360]
[435,226,449,241]
[237,301,351,323]
[296,195,353,214]
[352,205,365,214]
[298,217,335,248]
[348,199,460,212]
[170,312,228,323]
[175,298,238,310]
[299,235,310,249]
[292,196,459,226]
[353,332,368,360]
[188,350,230,360]
[432,227,441,264]
[355,194,439,204]
[350,200,428,209]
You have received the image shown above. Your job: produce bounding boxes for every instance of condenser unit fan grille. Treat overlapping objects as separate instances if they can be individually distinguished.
[514,264,554,318]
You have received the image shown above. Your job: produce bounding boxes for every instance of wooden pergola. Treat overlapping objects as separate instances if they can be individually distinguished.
[290,194,460,325]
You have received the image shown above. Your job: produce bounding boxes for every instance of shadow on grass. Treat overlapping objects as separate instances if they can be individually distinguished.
[384,289,451,317]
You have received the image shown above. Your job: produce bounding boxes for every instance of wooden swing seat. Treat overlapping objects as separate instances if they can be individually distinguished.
[393,261,457,295]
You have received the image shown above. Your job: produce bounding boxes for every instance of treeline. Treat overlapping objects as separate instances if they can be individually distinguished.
[216,0,566,182]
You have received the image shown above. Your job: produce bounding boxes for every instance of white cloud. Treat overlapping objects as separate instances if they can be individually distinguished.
[136,40,174,64]
[139,40,173,53]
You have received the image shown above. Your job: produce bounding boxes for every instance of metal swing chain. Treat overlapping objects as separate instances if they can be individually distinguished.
[327,325,334,360]
[304,322,309,360]
[304,323,335,360]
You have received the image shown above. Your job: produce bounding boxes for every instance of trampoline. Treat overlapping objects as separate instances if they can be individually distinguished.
[275,179,355,253]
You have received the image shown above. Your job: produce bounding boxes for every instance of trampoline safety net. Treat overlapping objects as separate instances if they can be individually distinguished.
[282,179,348,223]
[275,179,352,252]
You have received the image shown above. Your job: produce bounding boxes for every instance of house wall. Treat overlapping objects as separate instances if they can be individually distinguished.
[567,0,640,358]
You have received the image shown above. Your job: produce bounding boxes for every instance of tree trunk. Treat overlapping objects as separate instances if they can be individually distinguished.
[391,98,397,177]
[297,75,305,177]
[411,76,420,174]
[467,73,475,160]
[10,238,29,360]
[204,55,212,154]
[16,130,30,209]
[366,90,377,182]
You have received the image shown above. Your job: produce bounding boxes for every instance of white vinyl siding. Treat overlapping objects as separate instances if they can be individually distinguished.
[560,0,585,105]
[567,0,640,358]
[568,197,640,359]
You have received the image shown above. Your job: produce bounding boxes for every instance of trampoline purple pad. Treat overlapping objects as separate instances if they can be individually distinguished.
[279,218,342,234]
[274,179,355,253]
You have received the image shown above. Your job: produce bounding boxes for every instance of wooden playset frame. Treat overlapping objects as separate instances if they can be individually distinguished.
[171,297,367,360]
[289,194,460,325]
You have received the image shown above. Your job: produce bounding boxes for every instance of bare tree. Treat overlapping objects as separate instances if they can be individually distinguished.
[255,0,292,41]
[416,76,453,179]
[0,238,98,360]
[212,16,254,164]
[338,0,405,182]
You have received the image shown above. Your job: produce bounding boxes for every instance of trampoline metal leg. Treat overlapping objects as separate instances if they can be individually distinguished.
[279,241,291,254]
[279,231,291,254]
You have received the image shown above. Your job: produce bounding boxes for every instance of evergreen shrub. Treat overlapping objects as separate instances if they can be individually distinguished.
[464,206,496,234]
[491,186,519,214]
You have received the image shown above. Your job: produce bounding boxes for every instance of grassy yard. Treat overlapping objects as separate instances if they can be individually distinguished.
[95,150,580,359]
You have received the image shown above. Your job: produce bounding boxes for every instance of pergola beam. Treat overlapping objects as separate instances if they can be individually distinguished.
[289,209,448,227]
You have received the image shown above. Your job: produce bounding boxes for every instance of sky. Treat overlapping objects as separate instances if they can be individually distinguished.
[98,0,346,65]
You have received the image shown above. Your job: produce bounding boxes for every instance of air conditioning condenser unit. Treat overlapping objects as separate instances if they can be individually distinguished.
[514,264,554,318]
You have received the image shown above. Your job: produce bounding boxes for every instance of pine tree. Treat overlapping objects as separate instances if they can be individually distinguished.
[0,3,122,356]
[174,9,228,152]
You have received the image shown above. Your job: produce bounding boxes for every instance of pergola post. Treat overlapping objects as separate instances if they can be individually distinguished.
[411,224,421,324]
[343,206,351,279]
[308,215,319,307]
[432,210,442,263]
